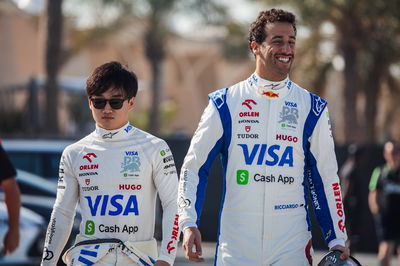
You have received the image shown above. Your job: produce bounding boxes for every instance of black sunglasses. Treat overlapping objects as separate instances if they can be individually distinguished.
[90,98,127,110]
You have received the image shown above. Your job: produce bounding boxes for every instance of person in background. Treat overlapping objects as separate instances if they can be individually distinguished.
[369,141,400,266]
[41,61,179,266]
[178,8,349,265]
[0,140,21,254]
[339,144,367,253]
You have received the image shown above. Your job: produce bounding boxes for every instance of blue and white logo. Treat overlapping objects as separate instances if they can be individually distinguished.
[238,144,293,167]
[84,194,139,216]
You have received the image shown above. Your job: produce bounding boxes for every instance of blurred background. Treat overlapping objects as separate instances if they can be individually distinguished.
[0,0,400,264]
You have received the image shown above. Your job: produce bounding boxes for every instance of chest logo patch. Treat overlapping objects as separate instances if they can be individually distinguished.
[279,105,299,126]
[120,151,141,175]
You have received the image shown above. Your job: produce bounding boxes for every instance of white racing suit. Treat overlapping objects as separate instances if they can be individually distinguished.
[178,73,347,265]
[41,123,179,266]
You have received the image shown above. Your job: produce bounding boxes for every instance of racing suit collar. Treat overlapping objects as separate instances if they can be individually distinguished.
[94,122,135,141]
[248,73,292,99]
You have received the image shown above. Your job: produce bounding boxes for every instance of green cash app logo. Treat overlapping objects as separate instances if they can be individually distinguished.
[236,170,249,185]
[85,220,95,235]
[160,150,166,156]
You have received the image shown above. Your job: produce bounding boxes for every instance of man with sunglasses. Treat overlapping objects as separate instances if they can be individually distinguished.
[41,61,179,266]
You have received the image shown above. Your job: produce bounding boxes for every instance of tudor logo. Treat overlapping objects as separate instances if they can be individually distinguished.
[242,99,257,110]
[245,126,251,132]
[83,153,97,163]
[85,179,90,185]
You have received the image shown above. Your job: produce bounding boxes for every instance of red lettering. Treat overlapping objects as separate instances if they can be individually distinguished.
[239,112,260,117]
[276,134,298,143]
[167,240,175,254]
[172,229,178,240]
[167,214,179,254]
[338,220,345,233]
[332,183,340,191]
[332,182,345,219]
[79,164,99,170]
[119,184,142,190]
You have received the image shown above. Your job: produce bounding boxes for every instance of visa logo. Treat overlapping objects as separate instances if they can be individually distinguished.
[84,194,139,216]
[125,151,139,156]
[285,101,297,108]
[238,144,293,166]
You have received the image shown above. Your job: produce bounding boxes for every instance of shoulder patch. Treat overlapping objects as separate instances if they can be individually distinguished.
[311,94,327,116]
[209,88,229,110]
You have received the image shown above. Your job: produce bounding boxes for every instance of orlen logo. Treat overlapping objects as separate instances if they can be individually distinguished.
[83,153,97,163]
[238,144,293,166]
[167,214,179,254]
[239,112,259,117]
[276,134,298,143]
[84,194,139,216]
[80,164,99,170]
[81,153,98,170]
[332,183,346,233]
[242,99,257,110]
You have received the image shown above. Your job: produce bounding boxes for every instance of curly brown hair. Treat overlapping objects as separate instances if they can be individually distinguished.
[248,8,297,53]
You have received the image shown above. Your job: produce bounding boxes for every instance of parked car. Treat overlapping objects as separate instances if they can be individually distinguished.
[2,139,74,181]
[0,202,46,265]
[0,169,80,265]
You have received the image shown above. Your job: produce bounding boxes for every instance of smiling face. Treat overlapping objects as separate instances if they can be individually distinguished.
[252,22,296,81]
[89,88,134,130]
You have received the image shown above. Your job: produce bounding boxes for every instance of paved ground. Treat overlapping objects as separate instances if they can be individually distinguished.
[174,242,397,266]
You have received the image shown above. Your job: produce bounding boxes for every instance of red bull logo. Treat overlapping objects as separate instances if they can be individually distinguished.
[263,91,279,98]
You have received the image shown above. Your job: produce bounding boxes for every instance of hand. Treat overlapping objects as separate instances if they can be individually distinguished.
[182,227,204,262]
[3,227,19,254]
[330,245,350,260]
[154,260,170,266]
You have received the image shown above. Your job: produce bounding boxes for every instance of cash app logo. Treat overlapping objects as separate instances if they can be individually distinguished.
[85,220,95,235]
[236,170,249,185]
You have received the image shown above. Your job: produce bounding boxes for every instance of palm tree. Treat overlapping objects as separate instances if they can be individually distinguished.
[256,0,400,143]
[44,0,63,136]
[75,0,227,135]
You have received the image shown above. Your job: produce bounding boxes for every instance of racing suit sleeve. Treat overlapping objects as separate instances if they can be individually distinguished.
[178,100,224,230]
[41,149,79,266]
[308,106,348,249]
[153,141,179,265]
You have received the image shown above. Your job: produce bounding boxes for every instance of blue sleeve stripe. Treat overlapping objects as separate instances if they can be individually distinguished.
[195,88,232,226]
[303,93,336,243]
